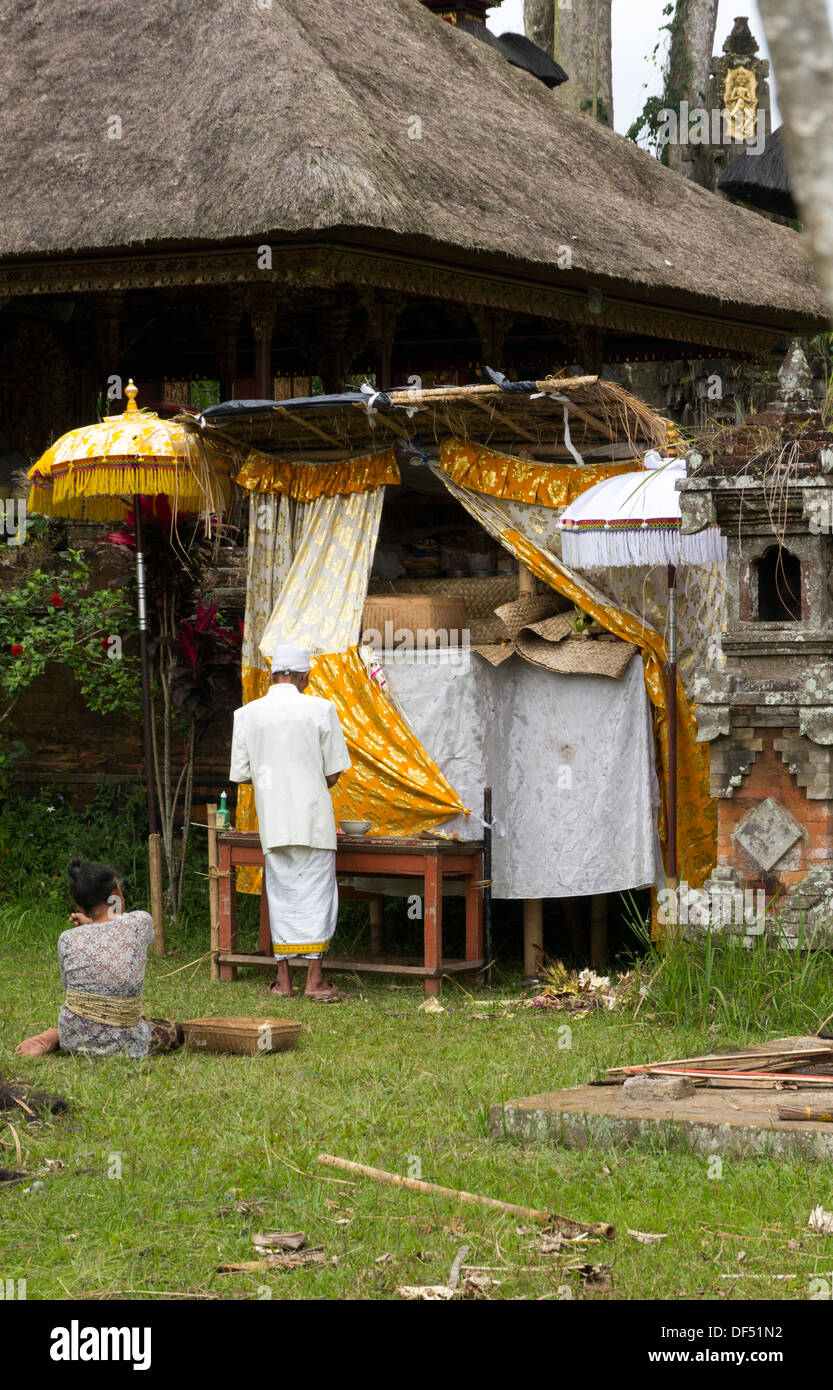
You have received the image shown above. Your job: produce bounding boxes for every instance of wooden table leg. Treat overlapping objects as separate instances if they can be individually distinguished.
[465,863,484,983]
[217,842,238,982]
[369,894,384,955]
[259,879,272,955]
[423,852,442,995]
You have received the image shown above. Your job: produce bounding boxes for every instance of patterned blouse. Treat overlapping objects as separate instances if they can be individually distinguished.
[57,910,154,1058]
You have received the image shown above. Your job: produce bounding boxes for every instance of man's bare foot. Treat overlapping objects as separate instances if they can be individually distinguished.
[304,985,349,1002]
[268,961,293,996]
[16,1029,60,1057]
[304,962,348,1001]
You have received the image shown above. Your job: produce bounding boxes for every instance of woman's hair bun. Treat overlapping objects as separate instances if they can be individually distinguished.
[67,858,119,914]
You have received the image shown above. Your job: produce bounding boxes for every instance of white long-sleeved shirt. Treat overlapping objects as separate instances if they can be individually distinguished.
[229,685,351,852]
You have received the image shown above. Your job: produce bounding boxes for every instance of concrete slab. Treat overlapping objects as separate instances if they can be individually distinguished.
[490,1084,833,1160]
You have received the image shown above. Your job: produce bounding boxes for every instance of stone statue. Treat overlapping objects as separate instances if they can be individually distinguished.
[724,65,758,140]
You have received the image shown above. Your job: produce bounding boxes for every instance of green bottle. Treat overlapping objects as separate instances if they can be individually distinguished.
[216,790,229,830]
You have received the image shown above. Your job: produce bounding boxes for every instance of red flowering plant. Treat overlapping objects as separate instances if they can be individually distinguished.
[0,546,140,789]
[99,498,241,920]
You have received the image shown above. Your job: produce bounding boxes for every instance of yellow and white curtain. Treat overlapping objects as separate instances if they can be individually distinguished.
[259,488,386,661]
[236,447,467,890]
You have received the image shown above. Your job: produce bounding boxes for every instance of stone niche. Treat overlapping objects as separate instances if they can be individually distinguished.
[679,345,833,944]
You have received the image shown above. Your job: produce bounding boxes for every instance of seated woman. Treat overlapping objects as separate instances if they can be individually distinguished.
[16,858,182,1059]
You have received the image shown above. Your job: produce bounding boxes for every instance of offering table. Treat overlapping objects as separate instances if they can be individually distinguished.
[214,831,485,995]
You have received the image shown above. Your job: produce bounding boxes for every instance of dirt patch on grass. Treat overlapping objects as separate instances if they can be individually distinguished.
[0,1072,69,1118]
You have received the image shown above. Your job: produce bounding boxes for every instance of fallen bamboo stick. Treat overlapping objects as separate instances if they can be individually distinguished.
[778,1103,833,1122]
[316,1154,615,1240]
[608,1044,833,1077]
[643,1067,833,1086]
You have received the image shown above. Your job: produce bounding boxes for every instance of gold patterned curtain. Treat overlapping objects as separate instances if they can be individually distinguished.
[440,439,644,508]
[237,448,400,501]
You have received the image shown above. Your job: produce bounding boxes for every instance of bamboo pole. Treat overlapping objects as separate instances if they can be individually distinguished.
[590,895,608,971]
[518,562,536,597]
[148,833,165,957]
[523,899,544,978]
[316,1154,614,1239]
[778,1102,833,1120]
[519,559,539,975]
[483,786,493,988]
[608,1044,833,1078]
[207,804,220,981]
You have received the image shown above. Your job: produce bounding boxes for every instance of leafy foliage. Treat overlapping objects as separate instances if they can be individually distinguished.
[0,547,141,744]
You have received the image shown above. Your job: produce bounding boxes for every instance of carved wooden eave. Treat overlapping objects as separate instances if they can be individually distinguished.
[0,236,814,360]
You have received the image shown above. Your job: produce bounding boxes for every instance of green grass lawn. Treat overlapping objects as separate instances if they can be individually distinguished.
[4,909,833,1302]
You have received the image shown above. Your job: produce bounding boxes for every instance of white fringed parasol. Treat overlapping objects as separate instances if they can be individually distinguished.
[558,452,726,570]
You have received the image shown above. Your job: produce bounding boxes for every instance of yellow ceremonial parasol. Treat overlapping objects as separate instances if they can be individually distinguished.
[27,382,233,951]
[28,380,229,523]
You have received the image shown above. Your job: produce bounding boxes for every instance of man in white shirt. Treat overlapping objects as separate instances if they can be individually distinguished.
[229,643,352,1000]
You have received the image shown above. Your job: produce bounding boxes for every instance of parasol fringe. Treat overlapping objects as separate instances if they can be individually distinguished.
[560,525,726,570]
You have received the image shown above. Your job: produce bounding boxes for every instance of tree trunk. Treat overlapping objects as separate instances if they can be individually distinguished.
[665,0,719,185]
[758,0,833,314]
[525,0,614,128]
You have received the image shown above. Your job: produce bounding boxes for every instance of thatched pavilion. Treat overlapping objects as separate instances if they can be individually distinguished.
[0,0,827,463]
[719,125,797,222]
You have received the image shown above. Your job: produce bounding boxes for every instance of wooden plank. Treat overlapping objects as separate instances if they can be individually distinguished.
[336,852,480,877]
[216,952,483,977]
[608,1041,833,1078]
[219,831,483,854]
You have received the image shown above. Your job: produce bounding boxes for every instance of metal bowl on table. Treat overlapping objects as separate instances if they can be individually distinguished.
[340,820,372,837]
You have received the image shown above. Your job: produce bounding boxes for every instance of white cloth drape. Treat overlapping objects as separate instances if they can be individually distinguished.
[242,493,303,679]
[382,650,660,898]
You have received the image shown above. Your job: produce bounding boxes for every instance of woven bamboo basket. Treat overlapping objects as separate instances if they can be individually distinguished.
[362,593,466,644]
[182,1016,301,1056]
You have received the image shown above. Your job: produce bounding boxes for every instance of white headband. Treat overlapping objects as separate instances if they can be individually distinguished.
[271,643,311,674]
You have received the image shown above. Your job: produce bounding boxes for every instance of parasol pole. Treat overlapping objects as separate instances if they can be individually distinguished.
[482,786,493,988]
[667,562,678,891]
[133,493,165,954]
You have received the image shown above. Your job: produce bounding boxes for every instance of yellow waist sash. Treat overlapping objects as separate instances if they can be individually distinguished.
[64,989,144,1028]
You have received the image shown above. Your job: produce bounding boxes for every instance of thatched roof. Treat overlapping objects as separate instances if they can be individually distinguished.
[199,376,670,460]
[2,0,824,327]
[718,126,797,222]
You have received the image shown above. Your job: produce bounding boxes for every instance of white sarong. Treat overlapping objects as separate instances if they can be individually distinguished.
[264,846,339,959]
